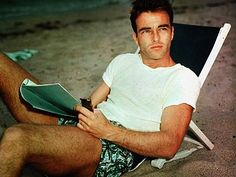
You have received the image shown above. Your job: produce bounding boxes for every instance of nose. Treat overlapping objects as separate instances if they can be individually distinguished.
[152,30,159,42]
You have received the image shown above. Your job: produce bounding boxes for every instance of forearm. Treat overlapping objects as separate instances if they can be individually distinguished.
[105,125,180,159]
[76,107,177,159]
[90,81,110,108]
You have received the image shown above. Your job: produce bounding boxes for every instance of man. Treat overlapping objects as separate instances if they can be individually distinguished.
[0,0,200,177]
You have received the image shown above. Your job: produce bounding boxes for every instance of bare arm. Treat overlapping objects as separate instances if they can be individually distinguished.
[76,103,193,159]
[110,103,192,159]
[89,81,110,108]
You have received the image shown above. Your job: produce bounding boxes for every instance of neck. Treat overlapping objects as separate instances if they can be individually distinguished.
[139,54,175,69]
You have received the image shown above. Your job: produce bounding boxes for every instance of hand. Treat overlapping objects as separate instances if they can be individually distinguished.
[75,105,113,139]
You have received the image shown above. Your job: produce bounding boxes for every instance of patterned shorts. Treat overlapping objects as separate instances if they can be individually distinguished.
[58,118,134,177]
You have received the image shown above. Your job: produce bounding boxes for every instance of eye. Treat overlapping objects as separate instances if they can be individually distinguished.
[140,28,151,34]
[159,27,168,31]
[144,29,151,33]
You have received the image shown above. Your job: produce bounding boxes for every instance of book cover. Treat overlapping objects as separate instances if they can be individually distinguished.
[20,79,81,119]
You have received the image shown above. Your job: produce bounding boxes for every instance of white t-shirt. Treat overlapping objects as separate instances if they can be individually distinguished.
[97,53,201,131]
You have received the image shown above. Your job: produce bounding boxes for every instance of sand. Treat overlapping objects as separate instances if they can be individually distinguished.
[0,0,235,176]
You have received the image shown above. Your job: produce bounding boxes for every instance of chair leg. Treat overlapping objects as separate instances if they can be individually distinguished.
[189,120,214,150]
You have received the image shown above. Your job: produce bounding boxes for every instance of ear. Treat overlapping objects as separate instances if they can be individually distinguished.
[132,32,139,46]
[171,26,174,41]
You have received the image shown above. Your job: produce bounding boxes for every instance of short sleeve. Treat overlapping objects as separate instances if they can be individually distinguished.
[162,69,201,109]
[102,54,124,87]
[102,67,112,87]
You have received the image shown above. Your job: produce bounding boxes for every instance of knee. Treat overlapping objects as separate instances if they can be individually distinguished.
[1,124,31,153]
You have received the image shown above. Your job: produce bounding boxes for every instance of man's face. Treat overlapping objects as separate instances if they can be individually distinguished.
[133,11,174,62]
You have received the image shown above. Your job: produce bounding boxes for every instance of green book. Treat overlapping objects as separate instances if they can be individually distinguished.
[20,79,92,119]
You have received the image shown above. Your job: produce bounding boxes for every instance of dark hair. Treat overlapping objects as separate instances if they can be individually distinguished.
[130,0,173,33]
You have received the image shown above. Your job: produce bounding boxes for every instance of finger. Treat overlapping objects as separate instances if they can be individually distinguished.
[77,122,87,131]
[77,120,89,131]
[77,123,84,130]
[78,114,89,124]
[74,104,82,112]
[76,105,94,117]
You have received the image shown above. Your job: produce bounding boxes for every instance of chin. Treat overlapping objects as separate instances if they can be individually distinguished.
[145,50,163,59]
[149,54,163,60]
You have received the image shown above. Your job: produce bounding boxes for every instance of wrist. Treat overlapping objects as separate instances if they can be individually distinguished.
[105,123,126,144]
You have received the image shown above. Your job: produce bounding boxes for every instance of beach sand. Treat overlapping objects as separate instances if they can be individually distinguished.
[0,0,235,176]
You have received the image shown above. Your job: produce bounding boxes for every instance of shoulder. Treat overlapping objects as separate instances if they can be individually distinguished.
[169,64,201,92]
[109,53,138,65]
[104,53,138,76]
[174,64,199,82]
[112,53,138,63]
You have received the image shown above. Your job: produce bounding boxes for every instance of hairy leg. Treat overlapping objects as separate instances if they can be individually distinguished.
[0,52,57,124]
[0,124,102,177]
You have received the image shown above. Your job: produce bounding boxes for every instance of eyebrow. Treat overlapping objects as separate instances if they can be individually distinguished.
[138,24,171,33]
[158,24,170,28]
[138,27,151,33]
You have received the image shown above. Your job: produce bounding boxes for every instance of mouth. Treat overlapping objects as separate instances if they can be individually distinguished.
[150,44,163,50]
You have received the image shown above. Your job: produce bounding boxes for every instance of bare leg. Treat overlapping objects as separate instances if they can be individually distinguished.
[0,53,102,176]
[0,124,102,177]
[0,52,57,124]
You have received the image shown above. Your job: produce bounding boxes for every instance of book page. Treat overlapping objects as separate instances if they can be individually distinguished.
[20,79,80,118]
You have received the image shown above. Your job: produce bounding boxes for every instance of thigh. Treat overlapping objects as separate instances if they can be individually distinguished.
[0,53,58,125]
[14,124,102,177]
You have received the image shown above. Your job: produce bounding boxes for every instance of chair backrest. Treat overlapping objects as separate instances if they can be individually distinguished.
[171,23,231,87]
[171,23,231,150]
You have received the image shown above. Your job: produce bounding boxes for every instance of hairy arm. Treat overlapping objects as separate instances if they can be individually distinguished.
[111,104,192,159]
[76,103,193,159]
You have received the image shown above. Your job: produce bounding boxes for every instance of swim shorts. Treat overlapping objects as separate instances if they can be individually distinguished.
[94,121,134,177]
[58,118,145,177]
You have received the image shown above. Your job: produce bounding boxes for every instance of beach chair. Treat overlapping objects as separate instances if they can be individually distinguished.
[136,22,231,168]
